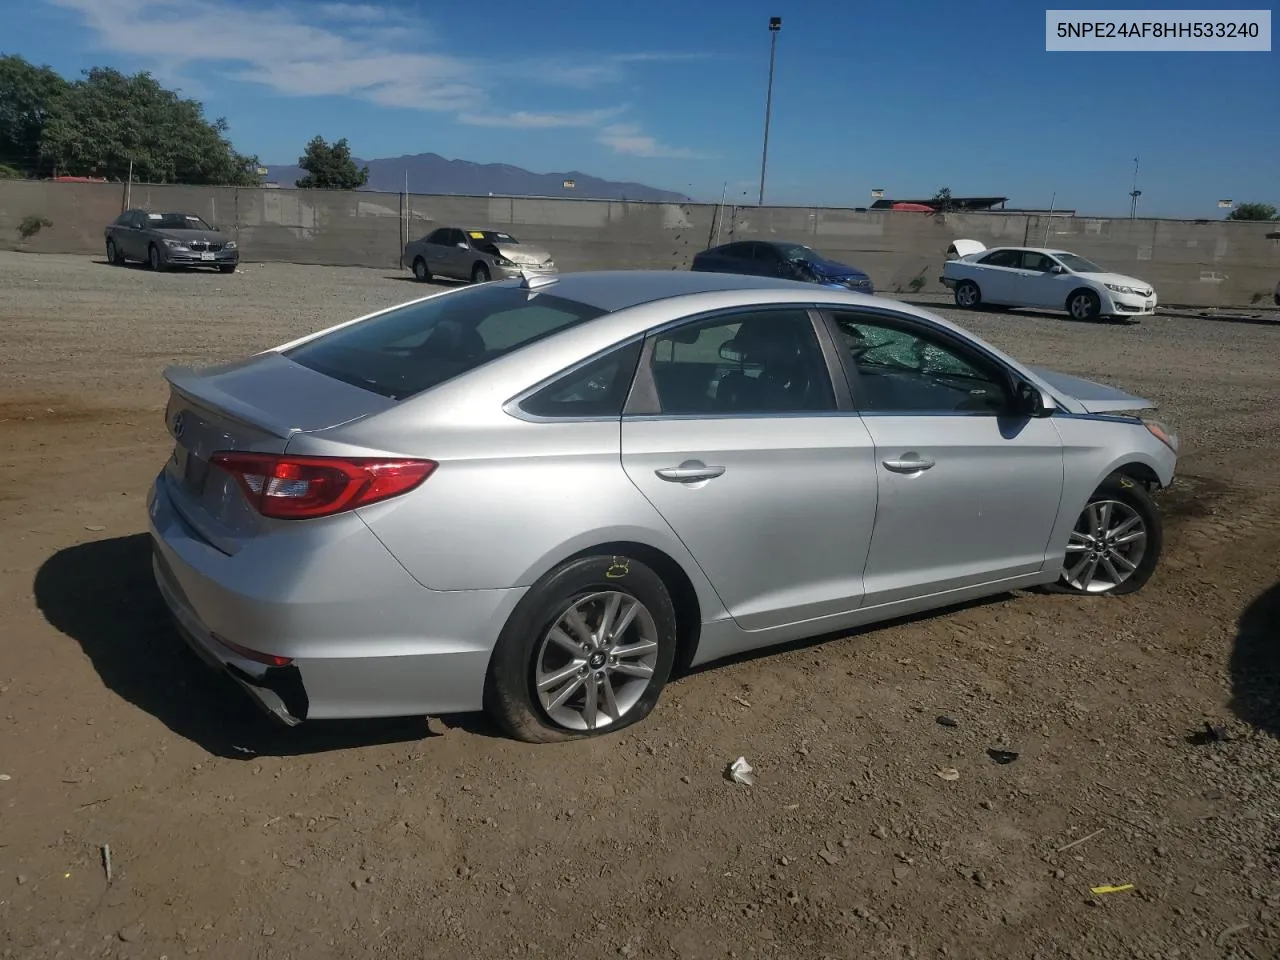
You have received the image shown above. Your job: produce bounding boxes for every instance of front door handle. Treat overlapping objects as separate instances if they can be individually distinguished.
[656,461,726,483]
[882,456,935,473]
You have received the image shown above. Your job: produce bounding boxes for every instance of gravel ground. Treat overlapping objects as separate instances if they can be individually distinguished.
[1,252,1277,960]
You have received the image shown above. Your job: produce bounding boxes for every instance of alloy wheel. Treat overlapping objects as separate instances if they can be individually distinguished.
[534,591,659,731]
[1070,293,1095,320]
[1062,499,1147,593]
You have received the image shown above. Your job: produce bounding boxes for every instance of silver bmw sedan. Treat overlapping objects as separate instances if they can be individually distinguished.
[148,270,1178,742]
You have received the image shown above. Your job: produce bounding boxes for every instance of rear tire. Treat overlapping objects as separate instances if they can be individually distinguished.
[106,239,124,265]
[1067,289,1101,321]
[471,262,490,284]
[1046,474,1163,596]
[412,257,431,282]
[954,280,981,309]
[484,555,678,743]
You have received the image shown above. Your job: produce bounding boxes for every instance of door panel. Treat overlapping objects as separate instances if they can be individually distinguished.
[825,309,1065,606]
[623,417,878,631]
[859,416,1064,605]
[972,250,1023,303]
[1018,252,1067,307]
[621,306,877,633]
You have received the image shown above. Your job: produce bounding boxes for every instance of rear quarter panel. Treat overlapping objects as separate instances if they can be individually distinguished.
[291,415,730,619]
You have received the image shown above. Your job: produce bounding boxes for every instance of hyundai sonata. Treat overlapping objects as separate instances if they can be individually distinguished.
[148,270,1178,741]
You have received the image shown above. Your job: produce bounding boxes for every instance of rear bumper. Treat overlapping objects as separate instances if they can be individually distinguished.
[147,472,526,721]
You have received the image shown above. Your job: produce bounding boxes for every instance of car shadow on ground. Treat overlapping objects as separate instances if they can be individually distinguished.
[33,534,434,759]
[680,593,1015,681]
[91,259,227,275]
[1229,581,1280,737]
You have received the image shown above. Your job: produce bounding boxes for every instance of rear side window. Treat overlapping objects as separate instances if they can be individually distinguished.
[978,249,1021,268]
[520,341,642,419]
[285,285,606,400]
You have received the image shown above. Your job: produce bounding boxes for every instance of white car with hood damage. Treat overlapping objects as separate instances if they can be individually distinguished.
[941,241,1157,322]
[403,226,557,285]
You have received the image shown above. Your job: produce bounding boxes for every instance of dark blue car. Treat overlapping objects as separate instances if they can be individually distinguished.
[690,240,874,294]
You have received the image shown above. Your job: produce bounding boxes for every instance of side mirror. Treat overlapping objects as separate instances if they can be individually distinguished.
[1050,264,1066,274]
[457,241,469,249]
[1015,381,1056,418]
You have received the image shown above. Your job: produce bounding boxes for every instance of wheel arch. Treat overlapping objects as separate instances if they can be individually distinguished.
[1065,286,1099,311]
[536,540,705,675]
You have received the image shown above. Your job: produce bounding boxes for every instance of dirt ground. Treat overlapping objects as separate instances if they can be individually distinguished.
[1,252,1277,960]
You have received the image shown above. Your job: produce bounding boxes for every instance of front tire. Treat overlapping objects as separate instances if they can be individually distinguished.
[471,262,491,284]
[954,280,981,309]
[1049,475,1163,596]
[1067,289,1101,321]
[218,264,236,274]
[412,257,431,282]
[148,243,164,272]
[484,555,678,743]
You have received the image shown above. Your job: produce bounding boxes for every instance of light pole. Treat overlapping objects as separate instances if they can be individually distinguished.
[1128,156,1141,218]
[758,16,781,207]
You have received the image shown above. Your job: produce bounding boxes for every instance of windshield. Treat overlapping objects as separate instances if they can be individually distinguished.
[778,243,824,263]
[1055,253,1104,273]
[469,230,517,245]
[285,284,606,400]
[147,213,213,231]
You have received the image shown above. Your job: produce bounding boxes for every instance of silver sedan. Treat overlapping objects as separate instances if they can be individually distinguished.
[148,271,1179,741]
[402,226,556,284]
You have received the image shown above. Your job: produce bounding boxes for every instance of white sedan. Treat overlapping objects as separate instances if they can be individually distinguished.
[941,243,1157,322]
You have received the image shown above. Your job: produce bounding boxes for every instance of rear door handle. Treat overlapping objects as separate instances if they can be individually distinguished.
[656,462,726,483]
[882,456,935,473]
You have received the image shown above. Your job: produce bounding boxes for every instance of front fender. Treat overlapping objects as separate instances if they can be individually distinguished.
[1043,415,1177,569]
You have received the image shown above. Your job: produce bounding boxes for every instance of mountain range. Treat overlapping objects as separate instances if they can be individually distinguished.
[262,152,689,202]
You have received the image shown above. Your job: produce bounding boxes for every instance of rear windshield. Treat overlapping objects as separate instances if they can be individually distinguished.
[284,284,606,400]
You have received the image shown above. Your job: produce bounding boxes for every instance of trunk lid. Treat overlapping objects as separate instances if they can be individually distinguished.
[162,352,396,552]
[1028,365,1154,414]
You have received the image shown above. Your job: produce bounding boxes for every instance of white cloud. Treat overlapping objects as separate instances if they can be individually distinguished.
[315,3,389,20]
[597,123,707,160]
[458,107,627,129]
[45,0,707,159]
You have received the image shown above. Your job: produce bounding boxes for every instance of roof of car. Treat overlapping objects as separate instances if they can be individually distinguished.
[518,270,816,312]
[987,246,1074,255]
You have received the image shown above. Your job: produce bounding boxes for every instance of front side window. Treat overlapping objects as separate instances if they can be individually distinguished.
[1055,253,1104,274]
[285,286,606,400]
[830,312,1009,414]
[425,228,449,244]
[646,309,835,416]
[1021,251,1057,272]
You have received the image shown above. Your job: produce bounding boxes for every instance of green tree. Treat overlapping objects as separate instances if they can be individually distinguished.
[295,136,369,189]
[0,55,69,176]
[1225,202,1278,221]
[37,66,259,185]
[931,186,955,213]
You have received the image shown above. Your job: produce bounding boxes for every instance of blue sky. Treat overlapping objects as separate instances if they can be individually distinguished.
[4,0,1276,216]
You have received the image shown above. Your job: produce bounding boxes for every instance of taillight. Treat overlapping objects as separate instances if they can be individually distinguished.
[209,453,437,520]
[214,634,293,667]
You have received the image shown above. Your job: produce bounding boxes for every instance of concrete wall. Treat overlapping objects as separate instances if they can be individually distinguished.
[2,179,1277,308]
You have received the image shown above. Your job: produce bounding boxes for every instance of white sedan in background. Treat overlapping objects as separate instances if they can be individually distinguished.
[942,243,1157,322]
